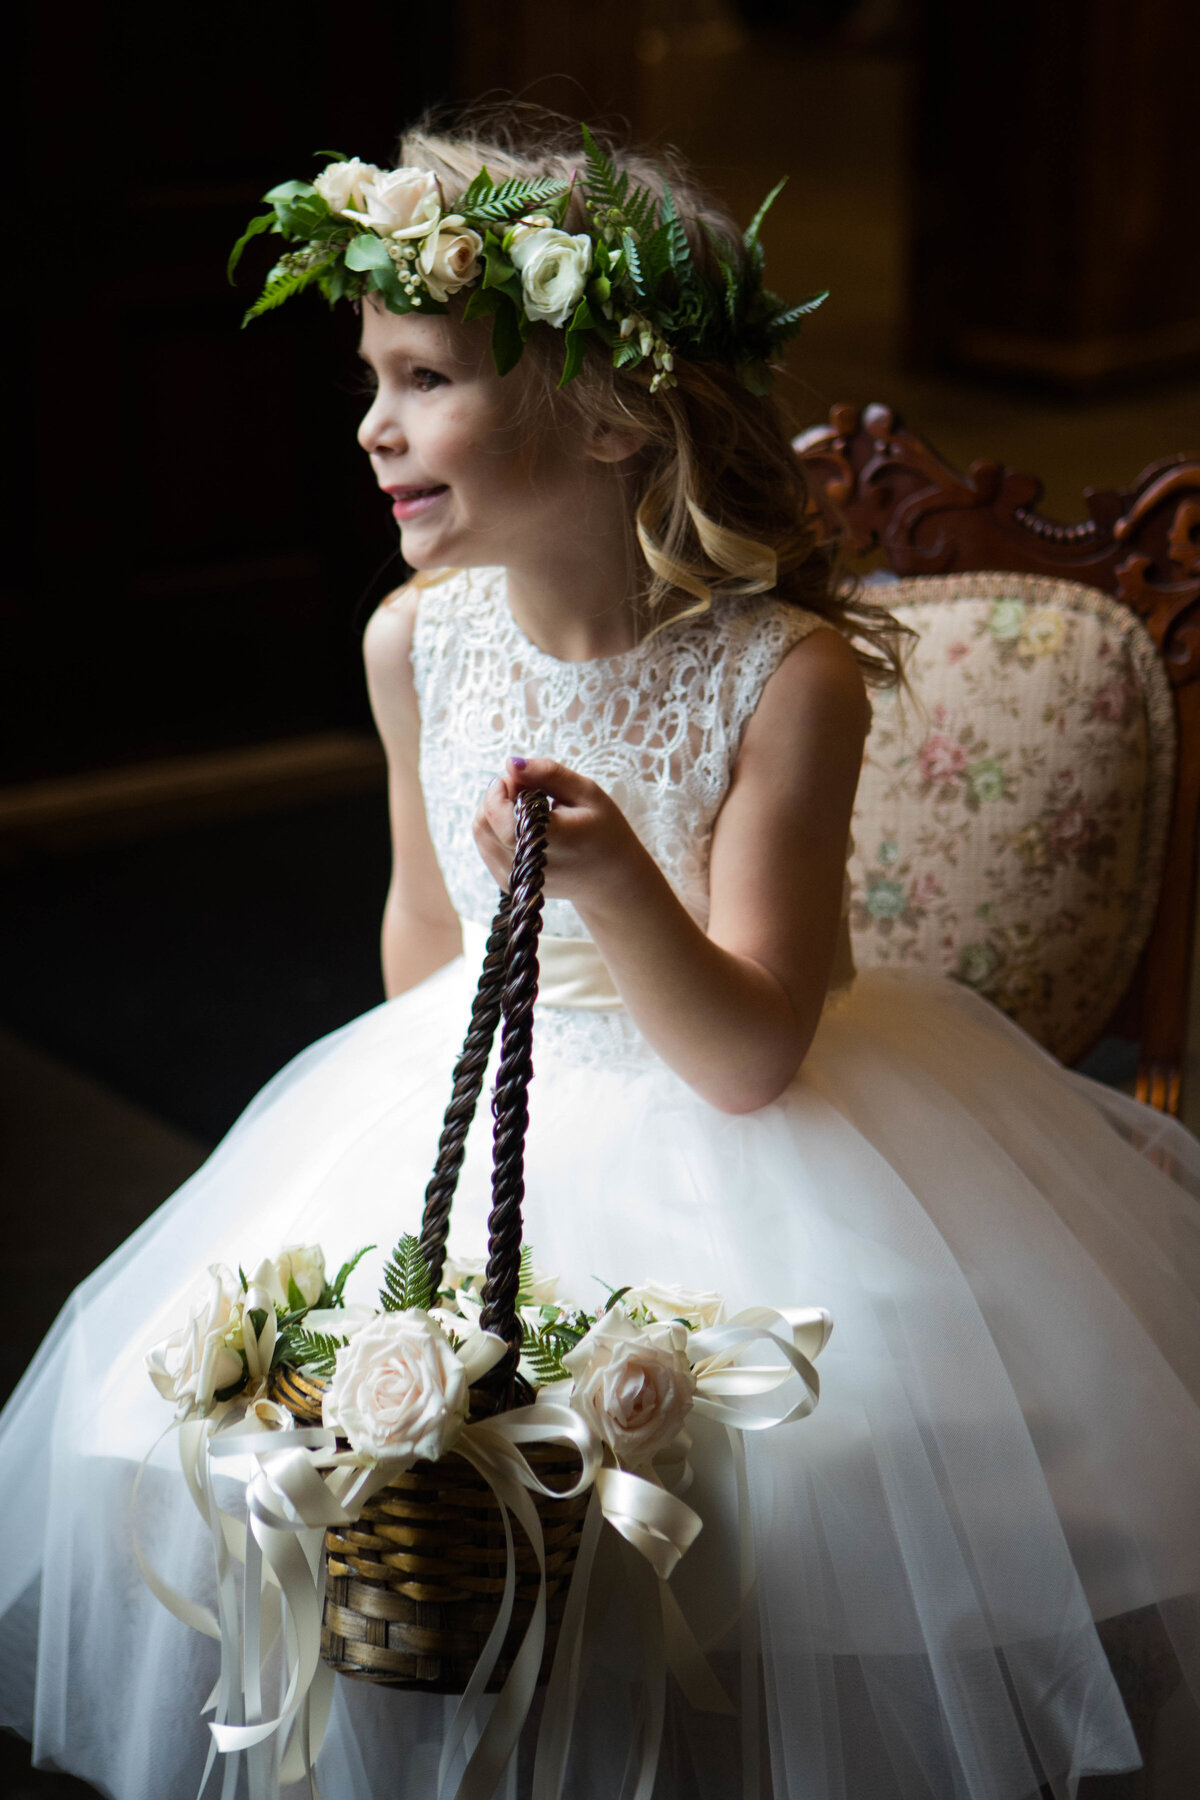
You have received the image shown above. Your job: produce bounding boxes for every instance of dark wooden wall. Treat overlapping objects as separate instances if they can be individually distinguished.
[4,2,453,783]
[907,0,1200,391]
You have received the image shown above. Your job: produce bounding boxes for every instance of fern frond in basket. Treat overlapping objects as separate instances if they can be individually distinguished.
[520,1331,571,1387]
[287,1329,349,1379]
[380,1233,435,1313]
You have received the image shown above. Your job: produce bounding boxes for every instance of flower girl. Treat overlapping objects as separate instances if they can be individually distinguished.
[1,108,1198,1800]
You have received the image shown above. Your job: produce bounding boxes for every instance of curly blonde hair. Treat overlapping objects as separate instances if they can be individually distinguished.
[398,104,903,687]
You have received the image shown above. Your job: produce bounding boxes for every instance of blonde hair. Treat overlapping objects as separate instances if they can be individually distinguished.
[398,103,905,687]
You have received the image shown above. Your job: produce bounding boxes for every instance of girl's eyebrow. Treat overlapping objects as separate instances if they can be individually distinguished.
[356,341,454,367]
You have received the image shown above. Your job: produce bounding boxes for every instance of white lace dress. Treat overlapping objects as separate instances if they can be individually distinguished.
[2,565,1199,1800]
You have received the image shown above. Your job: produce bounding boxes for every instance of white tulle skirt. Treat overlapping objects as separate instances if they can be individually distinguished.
[2,962,1199,1800]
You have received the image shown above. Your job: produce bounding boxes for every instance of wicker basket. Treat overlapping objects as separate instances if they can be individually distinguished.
[270,791,591,1692]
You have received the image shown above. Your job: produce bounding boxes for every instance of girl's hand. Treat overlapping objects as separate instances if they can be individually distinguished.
[472,756,639,904]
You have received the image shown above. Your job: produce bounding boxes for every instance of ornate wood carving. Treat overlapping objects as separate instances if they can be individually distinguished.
[795,403,1200,1114]
[796,403,1200,683]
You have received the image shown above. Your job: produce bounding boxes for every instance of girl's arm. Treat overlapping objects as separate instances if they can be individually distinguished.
[474,626,870,1113]
[363,589,463,997]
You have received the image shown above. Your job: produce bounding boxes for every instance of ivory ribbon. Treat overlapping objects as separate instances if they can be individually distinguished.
[460,919,624,1011]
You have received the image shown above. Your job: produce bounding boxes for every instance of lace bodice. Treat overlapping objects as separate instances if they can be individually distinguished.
[412,564,829,930]
[411,566,839,1067]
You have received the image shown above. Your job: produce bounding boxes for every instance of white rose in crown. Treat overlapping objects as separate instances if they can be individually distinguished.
[508,227,593,328]
[419,218,484,302]
[323,1310,469,1464]
[564,1311,696,1466]
[347,167,442,240]
[313,158,382,217]
[502,213,554,254]
[625,1281,726,1330]
[146,1265,246,1419]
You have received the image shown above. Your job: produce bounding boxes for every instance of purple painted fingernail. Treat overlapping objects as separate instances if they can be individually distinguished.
[510,755,527,770]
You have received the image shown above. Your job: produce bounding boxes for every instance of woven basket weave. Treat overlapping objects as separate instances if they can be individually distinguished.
[270,791,590,1692]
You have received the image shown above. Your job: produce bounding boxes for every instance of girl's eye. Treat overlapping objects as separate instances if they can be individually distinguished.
[412,367,448,392]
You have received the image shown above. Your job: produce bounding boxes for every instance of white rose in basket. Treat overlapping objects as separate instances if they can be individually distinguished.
[508,226,593,327]
[323,1311,471,1465]
[146,1265,246,1419]
[564,1311,696,1467]
[522,1263,561,1304]
[625,1281,726,1330]
[266,1243,327,1309]
[443,1253,488,1292]
[444,1252,559,1306]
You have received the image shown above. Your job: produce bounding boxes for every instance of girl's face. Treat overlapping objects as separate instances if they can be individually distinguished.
[356,302,601,574]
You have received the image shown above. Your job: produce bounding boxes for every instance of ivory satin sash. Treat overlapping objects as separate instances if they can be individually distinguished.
[460,919,625,1010]
[458,917,856,1011]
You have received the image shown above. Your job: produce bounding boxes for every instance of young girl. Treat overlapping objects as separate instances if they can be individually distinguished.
[2,108,1198,1800]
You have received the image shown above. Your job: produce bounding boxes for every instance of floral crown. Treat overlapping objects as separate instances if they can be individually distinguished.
[230,128,826,396]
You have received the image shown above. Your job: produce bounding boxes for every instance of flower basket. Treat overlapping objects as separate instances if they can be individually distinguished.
[270,1366,589,1690]
[266,789,591,1692]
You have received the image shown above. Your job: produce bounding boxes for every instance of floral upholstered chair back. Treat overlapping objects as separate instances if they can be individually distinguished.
[850,574,1176,1063]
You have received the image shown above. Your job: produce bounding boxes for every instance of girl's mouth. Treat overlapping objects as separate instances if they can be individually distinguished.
[387,485,449,521]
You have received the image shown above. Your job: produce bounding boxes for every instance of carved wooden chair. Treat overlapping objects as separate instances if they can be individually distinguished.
[795,403,1200,1116]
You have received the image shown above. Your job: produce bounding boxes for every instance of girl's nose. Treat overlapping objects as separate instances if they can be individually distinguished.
[358,394,405,458]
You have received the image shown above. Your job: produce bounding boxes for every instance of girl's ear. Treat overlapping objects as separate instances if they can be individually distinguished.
[585,424,645,465]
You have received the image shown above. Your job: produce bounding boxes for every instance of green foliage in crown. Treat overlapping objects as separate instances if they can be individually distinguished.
[230,131,826,395]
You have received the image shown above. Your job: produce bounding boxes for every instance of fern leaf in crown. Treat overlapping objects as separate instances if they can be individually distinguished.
[231,138,826,395]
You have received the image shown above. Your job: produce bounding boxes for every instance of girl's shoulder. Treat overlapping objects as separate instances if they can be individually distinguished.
[701,590,842,699]
[688,592,866,759]
[709,590,834,650]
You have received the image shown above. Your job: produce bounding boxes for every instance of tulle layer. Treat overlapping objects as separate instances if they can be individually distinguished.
[2,964,1199,1798]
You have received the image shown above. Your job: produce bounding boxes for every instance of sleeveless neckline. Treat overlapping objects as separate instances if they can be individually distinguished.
[497,570,664,673]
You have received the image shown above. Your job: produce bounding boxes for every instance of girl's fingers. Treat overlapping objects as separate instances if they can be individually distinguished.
[505,755,592,807]
[476,778,516,846]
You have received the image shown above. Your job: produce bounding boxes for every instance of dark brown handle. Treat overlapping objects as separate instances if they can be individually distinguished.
[417,790,550,1376]
[417,895,511,1295]
[478,789,550,1366]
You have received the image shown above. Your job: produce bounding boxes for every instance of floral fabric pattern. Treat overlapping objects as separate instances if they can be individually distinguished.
[849,575,1175,1062]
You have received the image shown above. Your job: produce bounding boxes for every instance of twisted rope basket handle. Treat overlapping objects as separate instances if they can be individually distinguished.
[417,790,550,1382]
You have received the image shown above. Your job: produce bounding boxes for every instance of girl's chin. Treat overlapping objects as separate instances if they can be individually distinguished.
[396,522,453,569]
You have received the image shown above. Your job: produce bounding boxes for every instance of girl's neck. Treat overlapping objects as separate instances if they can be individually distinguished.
[500,460,646,664]
[504,569,643,663]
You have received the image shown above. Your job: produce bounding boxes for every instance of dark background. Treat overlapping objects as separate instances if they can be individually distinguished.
[6,0,1199,785]
[2,7,1199,1785]
[3,1,450,783]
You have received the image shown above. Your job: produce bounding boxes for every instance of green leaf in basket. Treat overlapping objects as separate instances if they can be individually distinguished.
[318,1243,375,1309]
